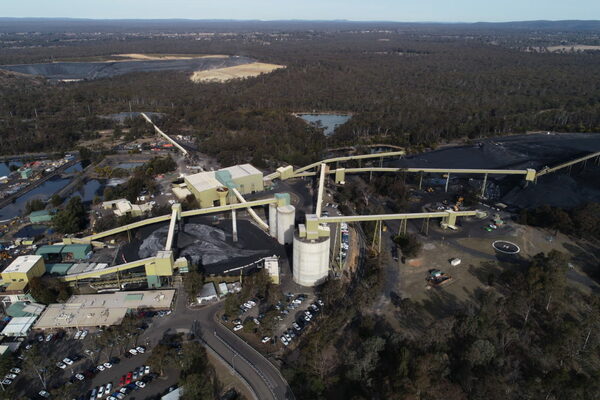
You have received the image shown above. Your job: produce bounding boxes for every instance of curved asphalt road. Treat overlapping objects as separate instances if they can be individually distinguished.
[195,303,294,400]
[146,288,293,400]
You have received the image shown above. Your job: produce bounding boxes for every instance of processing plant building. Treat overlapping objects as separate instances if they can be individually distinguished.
[184,164,264,207]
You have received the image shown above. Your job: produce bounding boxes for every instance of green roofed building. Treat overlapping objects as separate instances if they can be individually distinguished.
[36,244,91,263]
[28,209,56,223]
[61,244,92,261]
[45,263,73,276]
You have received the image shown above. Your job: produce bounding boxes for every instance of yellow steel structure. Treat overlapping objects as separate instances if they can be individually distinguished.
[74,198,278,243]
[536,151,600,177]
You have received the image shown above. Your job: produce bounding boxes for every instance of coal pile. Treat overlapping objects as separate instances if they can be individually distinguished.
[0,56,254,81]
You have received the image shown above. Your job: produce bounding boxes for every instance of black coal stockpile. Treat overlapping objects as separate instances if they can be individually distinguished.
[0,56,254,81]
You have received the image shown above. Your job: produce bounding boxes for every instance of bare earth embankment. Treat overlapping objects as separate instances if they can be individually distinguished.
[190,62,285,83]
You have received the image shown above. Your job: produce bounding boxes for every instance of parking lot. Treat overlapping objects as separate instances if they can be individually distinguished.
[5,310,179,400]
[225,291,325,350]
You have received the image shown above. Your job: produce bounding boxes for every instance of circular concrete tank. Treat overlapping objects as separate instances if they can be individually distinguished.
[293,233,330,287]
[276,205,295,245]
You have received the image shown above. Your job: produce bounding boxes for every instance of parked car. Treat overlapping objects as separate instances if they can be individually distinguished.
[135,381,146,388]
[105,382,113,393]
[103,362,113,369]
[233,324,243,331]
[38,390,50,398]
[261,336,271,344]
[74,330,82,340]
[144,365,150,375]
[80,330,88,340]
[135,346,145,354]
[45,333,53,342]
[1,379,11,385]
[56,361,67,369]
[4,374,16,380]
[9,368,20,374]
[63,357,74,365]
[75,373,85,381]
[128,349,138,356]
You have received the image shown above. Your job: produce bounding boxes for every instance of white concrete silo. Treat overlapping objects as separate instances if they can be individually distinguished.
[269,203,278,238]
[293,233,331,287]
[276,205,295,245]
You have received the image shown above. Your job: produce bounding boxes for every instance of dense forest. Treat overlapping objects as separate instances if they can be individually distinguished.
[1,23,600,168]
[284,250,600,400]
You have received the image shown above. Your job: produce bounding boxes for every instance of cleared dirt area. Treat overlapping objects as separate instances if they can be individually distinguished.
[547,45,600,52]
[190,62,285,83]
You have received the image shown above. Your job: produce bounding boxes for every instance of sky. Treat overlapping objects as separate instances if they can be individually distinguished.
[2,0,600,22]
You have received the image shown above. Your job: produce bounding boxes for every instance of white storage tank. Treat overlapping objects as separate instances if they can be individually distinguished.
[293,233,330,286]
[269,203,278,238]
[276,205,295,245]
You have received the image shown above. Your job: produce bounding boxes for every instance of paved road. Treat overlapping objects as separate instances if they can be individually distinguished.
[194,303,294,400]
[138,287,294,400]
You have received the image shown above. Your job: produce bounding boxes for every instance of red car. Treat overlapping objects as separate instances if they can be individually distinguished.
[125,372,133,385]
[119,375,126,386]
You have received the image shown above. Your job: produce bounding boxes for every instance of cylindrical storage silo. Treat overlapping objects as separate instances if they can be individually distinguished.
[276,205,295,245]
[293,234,331,286]
[269,203,278,238]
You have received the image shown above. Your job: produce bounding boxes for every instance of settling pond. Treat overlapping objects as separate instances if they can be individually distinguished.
[296,113,352,136]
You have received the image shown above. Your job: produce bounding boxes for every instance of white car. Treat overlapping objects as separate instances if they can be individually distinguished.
[108,397,117,400]
[144,365,150,374]
[261,336,271,344]
[74,330,82,340]
[115,394,125,400]
[280,336,289,346]
[247,300,256,307]
[128,349,138,356]
[317,299,324,307]
[9,368,20,374]
[45,334,53,342]
[56,362,67,369]
[103,362,112,369]
[4,373,17,380]
[97,385,104,398]
[63,358,74,365]
[136,381,146,388]
[80,330,88,340]
[97,365,106,372]
[1,379,11,386]
[105,382,113,393]
[39,391,50,398]
[233,324,243,331]
[135,346,146,354]
[75,373,85,381]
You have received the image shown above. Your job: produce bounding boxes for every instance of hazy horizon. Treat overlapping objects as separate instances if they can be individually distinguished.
[3,0,600,23]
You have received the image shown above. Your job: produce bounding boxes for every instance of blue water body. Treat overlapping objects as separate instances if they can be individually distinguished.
[0,176,71,220]
[64,162,83,173]
[297,113,352,136]
[67,179,105,203]
[14,224,48,238]
[0,161,23,177]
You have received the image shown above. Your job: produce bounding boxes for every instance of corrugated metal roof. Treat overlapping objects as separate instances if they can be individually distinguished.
[36,245,64,255]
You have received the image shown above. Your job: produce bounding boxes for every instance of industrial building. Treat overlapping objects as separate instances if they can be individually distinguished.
[102,198,152,217]
[33,290,175,330]
[0,255,46,291]
[184,164,264,208]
